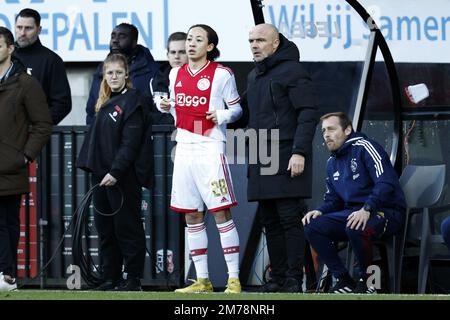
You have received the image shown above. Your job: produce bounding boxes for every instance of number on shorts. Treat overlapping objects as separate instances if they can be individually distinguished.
[211,179,228,197]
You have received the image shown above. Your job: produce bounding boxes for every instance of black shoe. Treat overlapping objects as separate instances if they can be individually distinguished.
[91,280,117,291]
[279,277,303,293]
[258,279,283,293]
[329,273,356,294]
[353,278,377,294]
[113,278,142,291]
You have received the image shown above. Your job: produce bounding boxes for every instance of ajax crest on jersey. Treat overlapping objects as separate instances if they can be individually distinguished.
[197,77,211,91]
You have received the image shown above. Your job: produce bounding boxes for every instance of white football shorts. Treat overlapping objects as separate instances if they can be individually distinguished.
[170,142,237,213]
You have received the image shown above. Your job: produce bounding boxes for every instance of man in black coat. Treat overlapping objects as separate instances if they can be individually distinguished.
[246,24,317,292]
[14,8,72,125]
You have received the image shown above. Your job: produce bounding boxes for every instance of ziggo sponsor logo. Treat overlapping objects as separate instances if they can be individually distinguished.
[176,93,207,107]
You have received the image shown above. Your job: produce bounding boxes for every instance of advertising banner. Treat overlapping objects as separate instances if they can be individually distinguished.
[1,2,449,64]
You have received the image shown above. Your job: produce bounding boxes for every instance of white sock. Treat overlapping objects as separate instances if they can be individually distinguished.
[187,222,209,279]
[217,220,240,279]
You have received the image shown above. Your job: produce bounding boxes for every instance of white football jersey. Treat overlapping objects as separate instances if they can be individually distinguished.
[156,60,242,143]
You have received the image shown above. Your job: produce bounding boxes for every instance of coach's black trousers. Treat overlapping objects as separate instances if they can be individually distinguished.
[258,198,306,282]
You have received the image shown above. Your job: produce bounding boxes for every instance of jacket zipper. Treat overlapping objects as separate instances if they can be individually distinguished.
[269,80,279,127]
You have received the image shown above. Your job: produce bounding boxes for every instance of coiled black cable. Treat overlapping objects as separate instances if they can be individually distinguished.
[12,184,116,290]
[71,184,123,288]
[13,184,169,291]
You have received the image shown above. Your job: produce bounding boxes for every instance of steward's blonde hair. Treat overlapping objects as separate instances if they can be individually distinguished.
[94,53,133,113]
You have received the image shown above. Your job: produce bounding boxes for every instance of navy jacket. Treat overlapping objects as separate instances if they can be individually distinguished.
[85,45,159,124]
[317,132,406,223]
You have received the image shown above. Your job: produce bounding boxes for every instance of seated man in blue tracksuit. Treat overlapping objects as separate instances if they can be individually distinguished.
[302,112,406,294]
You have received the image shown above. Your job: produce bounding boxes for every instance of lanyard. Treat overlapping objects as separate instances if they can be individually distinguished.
[0,62,14,84]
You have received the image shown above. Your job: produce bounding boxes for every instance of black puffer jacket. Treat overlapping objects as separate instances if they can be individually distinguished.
[246,34,318,200]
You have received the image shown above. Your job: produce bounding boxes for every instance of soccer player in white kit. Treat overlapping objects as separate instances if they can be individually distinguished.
[158,24,242,293]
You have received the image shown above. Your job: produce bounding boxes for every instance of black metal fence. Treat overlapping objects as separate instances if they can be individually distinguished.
[19,125,184,289]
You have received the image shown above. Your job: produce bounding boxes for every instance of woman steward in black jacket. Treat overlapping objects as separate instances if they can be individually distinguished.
[78,53,145,291]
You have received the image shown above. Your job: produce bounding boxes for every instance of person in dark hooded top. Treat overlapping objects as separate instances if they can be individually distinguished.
[85,23,159,125]
[245,24,317,293]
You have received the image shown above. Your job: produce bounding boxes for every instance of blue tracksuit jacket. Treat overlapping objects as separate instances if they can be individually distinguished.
[316,132,406,224]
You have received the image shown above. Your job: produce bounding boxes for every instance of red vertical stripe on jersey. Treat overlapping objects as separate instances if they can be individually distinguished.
[174,61,218,136]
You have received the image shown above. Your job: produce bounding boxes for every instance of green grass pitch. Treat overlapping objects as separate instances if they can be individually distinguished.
[1,290,450,300]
